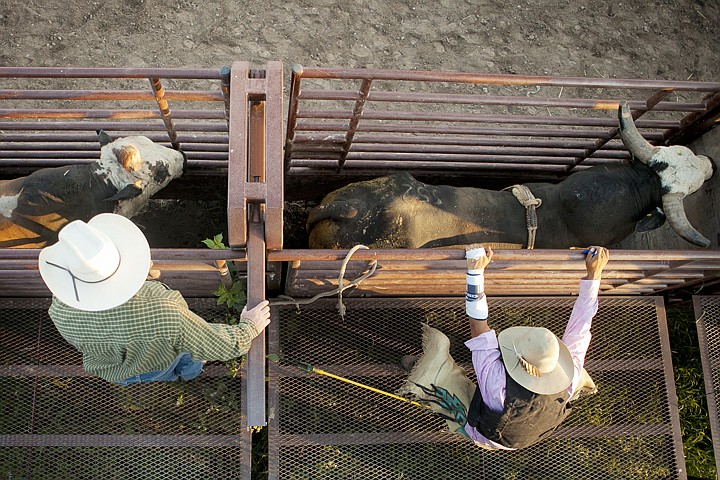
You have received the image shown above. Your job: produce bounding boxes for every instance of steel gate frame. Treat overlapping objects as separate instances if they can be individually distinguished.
[2,64,720,479]
[284,65,720,179]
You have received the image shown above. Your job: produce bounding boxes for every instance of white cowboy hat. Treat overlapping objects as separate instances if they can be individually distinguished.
[498,326,574,395]
[39,213,151,311]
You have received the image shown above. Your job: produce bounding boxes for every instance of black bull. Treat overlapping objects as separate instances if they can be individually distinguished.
[0,133,186,248]
[308,103,714,250]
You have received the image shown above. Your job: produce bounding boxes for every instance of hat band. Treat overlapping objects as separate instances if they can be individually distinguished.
[44,250,122,303]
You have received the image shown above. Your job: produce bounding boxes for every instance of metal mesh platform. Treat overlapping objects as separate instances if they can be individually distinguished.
[0,298,251,479]
[693,295,720,479]
[268,296,685,479]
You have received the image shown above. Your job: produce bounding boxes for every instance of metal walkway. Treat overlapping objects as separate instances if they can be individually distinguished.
[268,296,686,480]
[0,298,252,479]
[693,295,720,480]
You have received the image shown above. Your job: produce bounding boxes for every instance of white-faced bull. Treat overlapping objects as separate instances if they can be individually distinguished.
[308,102,714,249]
[0,132,186,248]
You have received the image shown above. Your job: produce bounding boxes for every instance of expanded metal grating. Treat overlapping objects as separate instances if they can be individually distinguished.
[268,296,685,479]
[693,295,720,478]
[0,298,251,480]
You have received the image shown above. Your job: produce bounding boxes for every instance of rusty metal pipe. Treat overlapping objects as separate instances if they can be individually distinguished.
[149,78,180,150]
[293,121,667,141]
[339,78,372,171]
[297,90,706,112]
[0,120,227,132]
[267,248,720,262]
[0,109,224,120]
[214,260,234,289]
[0,66,223,79]
[292,132,627,150]
[0,89,223,102]
[284,64,304,173]
[294,66,720,91]
[296,108,680,129]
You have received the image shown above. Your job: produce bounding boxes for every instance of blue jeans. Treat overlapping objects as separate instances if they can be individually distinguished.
[115,353,205,386]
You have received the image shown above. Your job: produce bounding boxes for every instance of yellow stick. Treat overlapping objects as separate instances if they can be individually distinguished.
[309,366,428,409]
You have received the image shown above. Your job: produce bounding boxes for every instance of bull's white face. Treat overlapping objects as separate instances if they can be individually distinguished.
[649,146,713,196]
[95,136,185,217]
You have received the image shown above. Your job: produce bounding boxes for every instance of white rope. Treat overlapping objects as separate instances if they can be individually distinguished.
[270,244,378,319]
[504,184,542,249]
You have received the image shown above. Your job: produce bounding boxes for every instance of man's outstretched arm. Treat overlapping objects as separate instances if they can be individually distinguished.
[563,246,610,392]
[465,245,493,337]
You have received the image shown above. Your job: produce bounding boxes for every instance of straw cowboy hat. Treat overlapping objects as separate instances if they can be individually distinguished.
[39,213,151,311]
[498,326,574,395]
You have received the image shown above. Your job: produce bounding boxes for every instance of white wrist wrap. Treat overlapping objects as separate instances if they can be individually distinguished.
[466,273,488,320]
[466,246,487,275]
[465,246,486,260]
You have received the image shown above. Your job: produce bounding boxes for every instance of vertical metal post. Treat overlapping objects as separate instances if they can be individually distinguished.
[654,297,689,479]
[245,208,266,427]
[263,61,284,250]
[283,64,303,173]
[244,67,268,429]
[220,65,231,129]
[338,78,372,172]
[227,63,249,249]
[148,77,180,150]
[266,305,280,480]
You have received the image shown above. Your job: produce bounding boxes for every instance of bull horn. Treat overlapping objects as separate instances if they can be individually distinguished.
[662,192,711,247]
[96,129,113,147]
[618,101,659,164]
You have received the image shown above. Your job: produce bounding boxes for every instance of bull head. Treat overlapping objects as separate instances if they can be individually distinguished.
[95,134,186,218]
[618,101,714,247]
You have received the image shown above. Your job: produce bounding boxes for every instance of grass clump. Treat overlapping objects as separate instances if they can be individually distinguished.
[667,305,717,479]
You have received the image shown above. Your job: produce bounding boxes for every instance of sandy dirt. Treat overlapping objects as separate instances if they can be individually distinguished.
[2,0,718,80]
[1,0,718,247]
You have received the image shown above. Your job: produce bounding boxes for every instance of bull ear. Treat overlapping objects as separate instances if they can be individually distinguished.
[306,201,359,230]
[96,130,113,147]
[635,207,666,233]
[105,184,142,201]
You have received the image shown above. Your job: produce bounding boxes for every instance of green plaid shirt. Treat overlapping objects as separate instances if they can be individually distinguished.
[48,281,259,382]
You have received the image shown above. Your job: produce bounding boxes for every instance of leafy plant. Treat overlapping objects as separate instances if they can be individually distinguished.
[202,235,248,378]
[213,281,247,312]
[201,233,227,250]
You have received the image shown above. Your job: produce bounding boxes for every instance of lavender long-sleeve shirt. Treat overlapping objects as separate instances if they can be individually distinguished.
[463,279,601,450]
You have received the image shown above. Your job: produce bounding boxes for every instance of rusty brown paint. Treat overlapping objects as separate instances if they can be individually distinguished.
[0,66,223,79]
[0,89,224,102]
[149,78,180,150]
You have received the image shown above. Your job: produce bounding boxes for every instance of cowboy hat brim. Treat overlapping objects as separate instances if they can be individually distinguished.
[39,213,150,311]
[498,326,575,395]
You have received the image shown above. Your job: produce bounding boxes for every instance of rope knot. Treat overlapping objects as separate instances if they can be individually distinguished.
[504,184,542,249]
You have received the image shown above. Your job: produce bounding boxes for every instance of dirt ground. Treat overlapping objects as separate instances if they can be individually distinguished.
[1,0,719,247]
[2,0,718,80]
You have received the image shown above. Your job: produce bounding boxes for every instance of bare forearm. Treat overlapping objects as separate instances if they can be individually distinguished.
[470,317,491,337]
